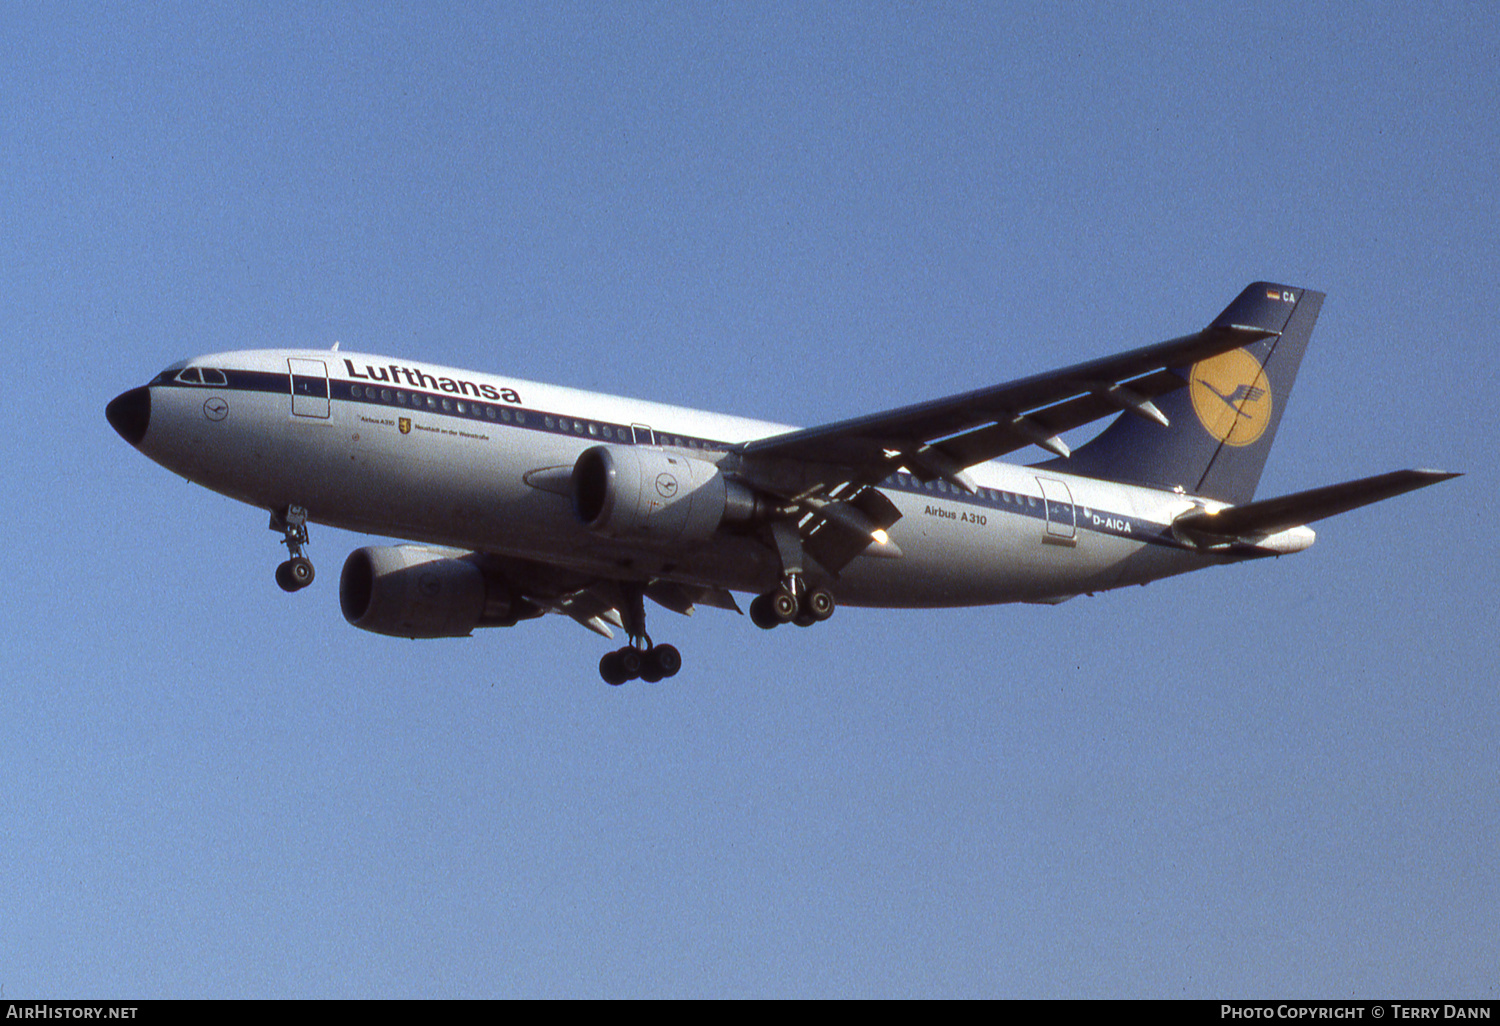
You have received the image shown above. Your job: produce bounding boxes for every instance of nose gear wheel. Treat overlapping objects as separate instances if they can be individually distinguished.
[269,505,315,592]
[275,556,315,592]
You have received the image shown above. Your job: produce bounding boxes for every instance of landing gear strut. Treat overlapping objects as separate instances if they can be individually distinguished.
[270,505,315,592]
[748,520,836,630]
[599,583,683,686]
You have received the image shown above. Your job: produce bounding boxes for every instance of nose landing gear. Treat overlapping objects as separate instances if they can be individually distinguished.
[269,505,315,592]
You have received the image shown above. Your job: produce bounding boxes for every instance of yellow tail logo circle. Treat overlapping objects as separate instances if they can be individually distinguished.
[1189,349,1273,447]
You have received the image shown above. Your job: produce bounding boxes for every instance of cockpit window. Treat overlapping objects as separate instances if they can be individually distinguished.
[173,367,228,386]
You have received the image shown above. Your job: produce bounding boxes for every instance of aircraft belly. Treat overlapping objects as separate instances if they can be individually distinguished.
[832,492,1123,607]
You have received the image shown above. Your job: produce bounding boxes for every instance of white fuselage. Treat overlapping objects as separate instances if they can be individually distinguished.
[131,349,1295,608]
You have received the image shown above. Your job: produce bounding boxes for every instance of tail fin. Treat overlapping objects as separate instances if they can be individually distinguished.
[1036,282,1324,504]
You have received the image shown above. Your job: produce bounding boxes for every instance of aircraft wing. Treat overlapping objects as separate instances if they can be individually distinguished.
[737,282,1299,490]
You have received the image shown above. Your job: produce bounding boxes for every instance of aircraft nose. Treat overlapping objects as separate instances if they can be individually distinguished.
[106,386,151,447]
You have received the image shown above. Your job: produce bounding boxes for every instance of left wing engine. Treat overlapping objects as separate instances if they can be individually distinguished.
[339,545,543,639]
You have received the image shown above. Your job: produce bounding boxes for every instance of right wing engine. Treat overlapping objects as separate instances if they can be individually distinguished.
[570,444,768,544]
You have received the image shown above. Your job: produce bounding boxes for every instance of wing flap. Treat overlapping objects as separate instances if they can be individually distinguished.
[801,485,905,574]
[644,580,744,616]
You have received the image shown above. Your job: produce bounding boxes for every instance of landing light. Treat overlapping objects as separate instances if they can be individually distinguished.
[871,528,889,545]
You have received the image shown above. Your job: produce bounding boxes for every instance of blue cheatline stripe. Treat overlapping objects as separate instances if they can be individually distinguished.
[151,370,1188,551]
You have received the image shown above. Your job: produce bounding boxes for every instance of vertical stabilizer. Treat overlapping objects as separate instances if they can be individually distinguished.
[1036,282,1323,504]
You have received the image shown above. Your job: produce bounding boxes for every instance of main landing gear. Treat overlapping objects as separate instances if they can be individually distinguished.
[599,642,682,686]
[599,583,683,686]
[748,576,836,629]
[748,520,837,629]
[270,505,315,593]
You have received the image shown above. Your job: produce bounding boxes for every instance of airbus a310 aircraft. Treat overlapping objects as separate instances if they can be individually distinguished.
[107,282,1455,685]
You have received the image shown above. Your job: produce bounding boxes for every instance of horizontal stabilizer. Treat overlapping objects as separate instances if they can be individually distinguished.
[1174,469,1460,537]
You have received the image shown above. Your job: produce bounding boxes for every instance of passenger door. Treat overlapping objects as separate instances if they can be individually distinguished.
[288,359,330,419]
[1036,476,1077,545]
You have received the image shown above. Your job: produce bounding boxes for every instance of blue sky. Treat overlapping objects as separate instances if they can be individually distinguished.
[3,2,1495,998]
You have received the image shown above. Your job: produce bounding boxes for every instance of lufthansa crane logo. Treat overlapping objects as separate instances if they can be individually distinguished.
[655,473,679,499]
[203,397,229,422]
[1189,348,1273,447]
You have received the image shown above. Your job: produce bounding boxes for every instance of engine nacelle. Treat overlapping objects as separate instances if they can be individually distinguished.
[570,444,764,544]
[339,545,539,639]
